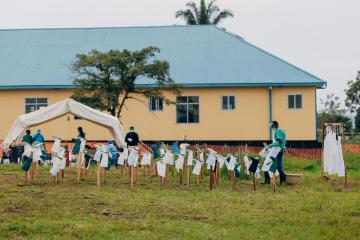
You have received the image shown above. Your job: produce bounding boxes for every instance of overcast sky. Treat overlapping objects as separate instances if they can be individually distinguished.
[0,0,359,107]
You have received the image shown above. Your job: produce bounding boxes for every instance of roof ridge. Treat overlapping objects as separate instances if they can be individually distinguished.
[0,24,213,31]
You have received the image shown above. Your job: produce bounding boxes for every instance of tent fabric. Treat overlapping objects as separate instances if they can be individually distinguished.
[1,98,126,150]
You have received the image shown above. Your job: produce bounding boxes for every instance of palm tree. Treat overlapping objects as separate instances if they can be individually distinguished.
[175,0,234,25]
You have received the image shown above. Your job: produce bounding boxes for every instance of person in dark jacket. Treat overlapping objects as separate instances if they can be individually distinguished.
[125,126,139,147]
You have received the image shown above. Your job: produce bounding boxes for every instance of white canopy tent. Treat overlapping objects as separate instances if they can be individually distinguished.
[1,98,126,150]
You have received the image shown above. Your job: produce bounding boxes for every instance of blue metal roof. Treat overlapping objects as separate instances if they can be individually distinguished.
[0,25,326,89]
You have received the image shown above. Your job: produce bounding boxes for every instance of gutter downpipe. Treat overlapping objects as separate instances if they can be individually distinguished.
[269,80,273,140]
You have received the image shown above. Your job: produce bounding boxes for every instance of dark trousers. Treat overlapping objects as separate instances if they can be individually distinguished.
[264,149,286,184]
[276,150,286,183]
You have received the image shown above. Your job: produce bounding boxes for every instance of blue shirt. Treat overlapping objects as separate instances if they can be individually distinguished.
[32,133,44,143]
[107,144,117,156]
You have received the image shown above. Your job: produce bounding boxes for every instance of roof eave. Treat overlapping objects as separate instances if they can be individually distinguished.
[0,81,327,90]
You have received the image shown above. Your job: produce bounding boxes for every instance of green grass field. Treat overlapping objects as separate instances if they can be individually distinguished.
[0,154,359,240]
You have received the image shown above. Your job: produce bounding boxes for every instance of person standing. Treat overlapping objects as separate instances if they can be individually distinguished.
[32,129,44,143]
[266,121,287,184]
[72,127,86,155]
[107,140,118,166]
[22,130,33,145]
[125,126,139,147]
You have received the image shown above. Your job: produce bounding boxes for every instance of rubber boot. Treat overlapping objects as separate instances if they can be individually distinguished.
[261,171,270,185]
[280,173,286,185]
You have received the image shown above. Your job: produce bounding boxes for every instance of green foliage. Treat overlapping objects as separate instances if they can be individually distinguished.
[71,47,181,118]
[355,108,360,132]
[345,71,360,113]
[318,94,352,132]
[175,0,234,25]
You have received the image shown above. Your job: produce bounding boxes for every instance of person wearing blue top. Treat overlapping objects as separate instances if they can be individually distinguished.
[266,121,287,185]
[32,129,44,143]
[107,140,118,166]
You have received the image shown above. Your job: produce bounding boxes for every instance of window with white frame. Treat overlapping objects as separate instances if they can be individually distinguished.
[221,95,235,110]
[25,98,48,113]
[148,97,164,112]
[176,96,199,123]
[288,94,302,109]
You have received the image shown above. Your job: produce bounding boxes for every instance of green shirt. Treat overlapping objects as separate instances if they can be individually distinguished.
[269,128,286,150]
[22,134,33,144]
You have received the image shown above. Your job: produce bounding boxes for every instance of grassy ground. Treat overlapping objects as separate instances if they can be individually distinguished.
[0,153,359,240]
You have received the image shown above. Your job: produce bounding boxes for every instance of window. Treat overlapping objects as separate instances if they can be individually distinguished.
[176,96,199,123]
[148,97,163,111]
[25,98,48,113]
[222,96,235,110]
[288,94,302,109]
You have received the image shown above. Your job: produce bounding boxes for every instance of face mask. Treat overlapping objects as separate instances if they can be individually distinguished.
[130,129,134,133]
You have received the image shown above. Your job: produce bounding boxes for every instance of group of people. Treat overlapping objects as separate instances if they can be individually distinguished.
[2,119,287,186]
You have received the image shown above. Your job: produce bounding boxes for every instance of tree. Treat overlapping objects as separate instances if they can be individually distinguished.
[318,94,352,132]
[71,47,181,119]
[355,108,360,132]
[345,71,360,113]
[175,0,233,25]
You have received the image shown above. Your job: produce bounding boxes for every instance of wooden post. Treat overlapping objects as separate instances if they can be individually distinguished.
[342,123,349,189]
[130,166,134,189]
[134,167,138,184]
[76,153,82,183]
[209,165,213,190]
[230,171,235,190]
[187,165,191,188]
[34,161,39,178]
[271,175,276,192]
[252,173,256,191]
[164,164,168,188]
[30,162,36,180]
[215,161,220,186]
[179,169,183,185]
[96,161,101,187]
[321,123,325,179]
[25,171,29,185]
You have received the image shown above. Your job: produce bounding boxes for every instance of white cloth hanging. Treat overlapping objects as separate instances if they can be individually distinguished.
[79,138,86,153]
[187,150,193,166]
[140,151,152,166]
[199,151,204,162]
[261,147,281,172]
[175,154,185,172]
[23,143,33,158]
[216,154,226,168]
[323,127,345,177]
[117,148,128,165]
[206,152,216,170]
[226,155,237,171]
[51,137,61,154]
[128,148,139,167]
[192,160,203,176]
[163,149,174,165]
[100,152,109,168]
[94,148,102,162]
[243,154,251,175]
[156,160,166,177]
[32,143,43,162]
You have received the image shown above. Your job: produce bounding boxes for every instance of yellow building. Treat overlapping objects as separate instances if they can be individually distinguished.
[0,25,325,146]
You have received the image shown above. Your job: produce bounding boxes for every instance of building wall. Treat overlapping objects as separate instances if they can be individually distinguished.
[0,86,317,142]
